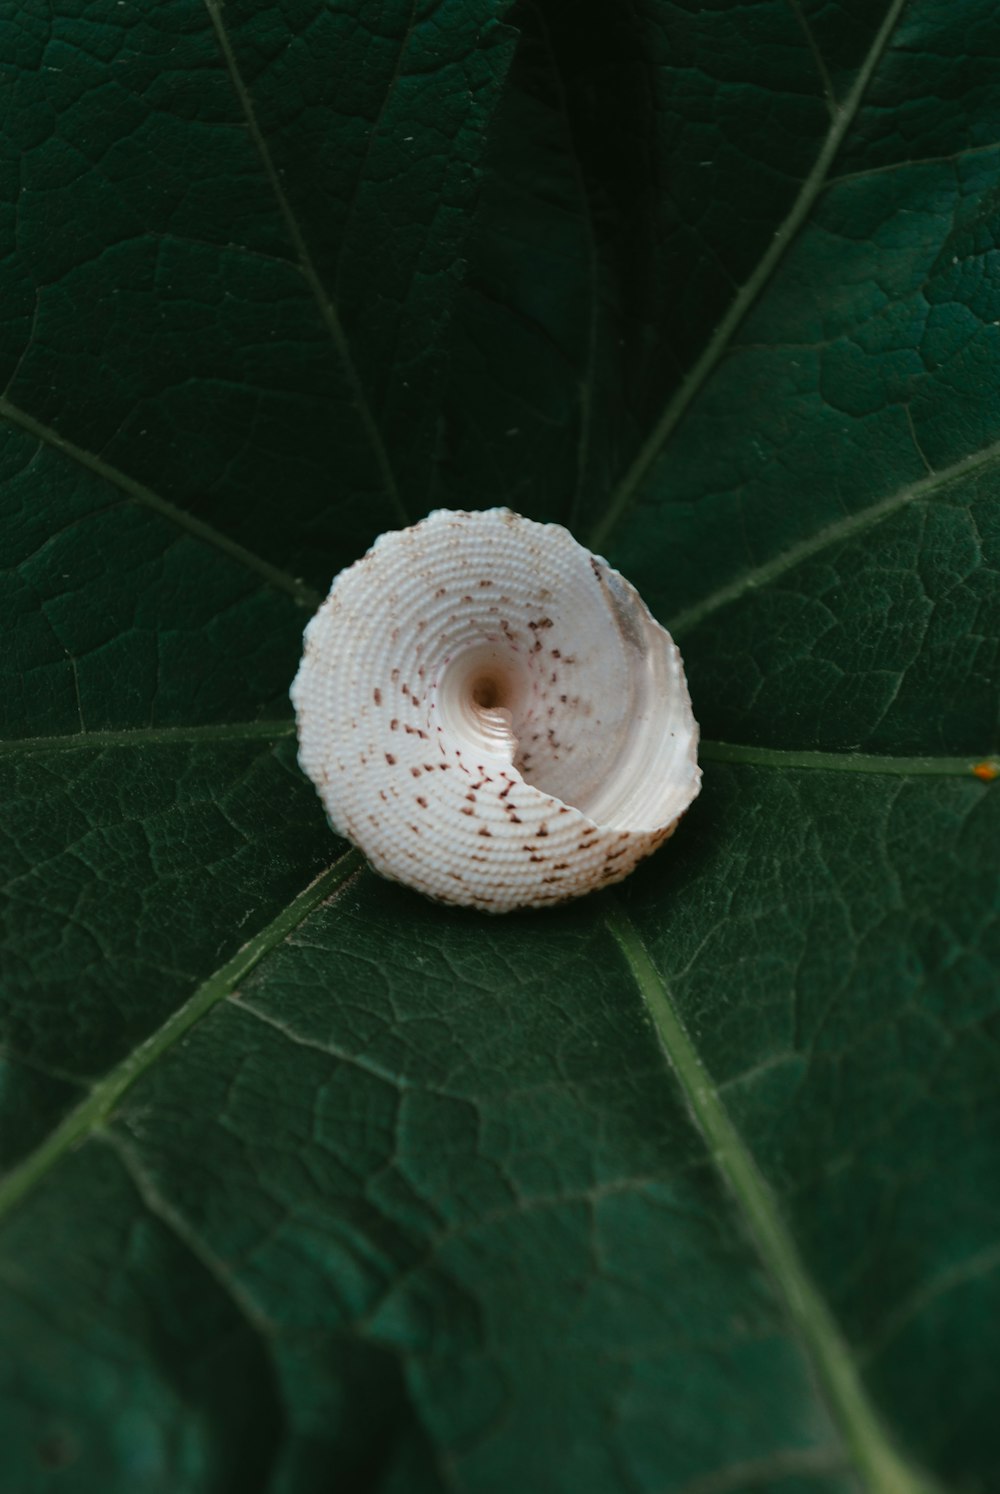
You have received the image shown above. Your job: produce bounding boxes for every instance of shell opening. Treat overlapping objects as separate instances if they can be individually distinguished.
[432,617,696,831]
[437,644,522,763]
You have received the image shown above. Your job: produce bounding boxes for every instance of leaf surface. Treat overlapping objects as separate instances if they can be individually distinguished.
[2,2,999,1492]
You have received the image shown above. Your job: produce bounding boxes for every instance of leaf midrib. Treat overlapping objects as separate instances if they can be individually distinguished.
[0,720,296,754]
[0,853,360,1221]
[3,723,995,780]
[606,899,940,1494]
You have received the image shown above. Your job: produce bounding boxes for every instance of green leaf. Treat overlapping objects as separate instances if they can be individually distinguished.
[2,3,998,1492]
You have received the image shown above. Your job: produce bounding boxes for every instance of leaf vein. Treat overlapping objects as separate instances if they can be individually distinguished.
[667,435,1000,637]
[605,897,937,1494]
[0,854,360,1222]
[672,1443,847,1494]
[203,0,407,527]
[699,741,1000,779]
[0,396,320,609]
[591,0,913,552]
[0,720,296,756]
[784,0,839,117]
[99,1128,274,1335]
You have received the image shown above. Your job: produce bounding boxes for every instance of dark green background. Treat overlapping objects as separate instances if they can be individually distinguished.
[2,1,998,1490]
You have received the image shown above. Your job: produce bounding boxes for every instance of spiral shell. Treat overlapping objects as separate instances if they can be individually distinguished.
[291,509,700,911]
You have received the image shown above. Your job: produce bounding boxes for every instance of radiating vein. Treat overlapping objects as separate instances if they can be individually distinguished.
[0,396,320,609]
[605,898,940,1494]
[0,720,295,755]
[785,0,838,116]
[700,741,1000,779]
[0,853,360,1222]
[590,0,911,552]
[667,434,1000,637]
[861,1238,1000,1364]
[229,993,406,1091]
[99,1128,274,1334]
[331,0,418,302]
[203,0,407,528]
[674,1443,847,1494]
[826,137,1000,191]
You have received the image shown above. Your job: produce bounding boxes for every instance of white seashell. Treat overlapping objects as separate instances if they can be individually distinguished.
[291,509,700,912]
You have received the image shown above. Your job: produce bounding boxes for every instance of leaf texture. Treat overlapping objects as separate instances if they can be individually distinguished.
[2,2,999,1492]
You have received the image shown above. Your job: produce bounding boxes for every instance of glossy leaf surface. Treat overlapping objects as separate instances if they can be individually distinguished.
[2,2,998,1492]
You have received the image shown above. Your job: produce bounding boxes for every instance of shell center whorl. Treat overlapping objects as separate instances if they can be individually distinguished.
[436,642,524,765]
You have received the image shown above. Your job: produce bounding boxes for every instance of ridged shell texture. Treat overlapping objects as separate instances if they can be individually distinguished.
[292,509,700,911]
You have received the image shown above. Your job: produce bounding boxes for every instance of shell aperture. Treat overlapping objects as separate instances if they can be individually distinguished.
[291,509,700,911]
